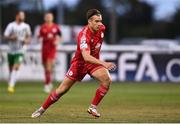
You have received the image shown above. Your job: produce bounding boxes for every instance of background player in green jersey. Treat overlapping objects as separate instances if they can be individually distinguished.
[4,11,32,93]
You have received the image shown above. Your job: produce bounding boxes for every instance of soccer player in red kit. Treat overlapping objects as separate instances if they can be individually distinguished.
[39,12,62,93]
[32,9,116,118]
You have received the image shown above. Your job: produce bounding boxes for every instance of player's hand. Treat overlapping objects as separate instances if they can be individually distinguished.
[10,35,17,41]
[24,39,30,45]
[102,62,116,71]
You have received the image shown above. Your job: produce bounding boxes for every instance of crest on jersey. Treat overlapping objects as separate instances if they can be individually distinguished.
[101,32,104,38]
[52,28,57,33]
[47,33,53,38]
[68,71,73,76]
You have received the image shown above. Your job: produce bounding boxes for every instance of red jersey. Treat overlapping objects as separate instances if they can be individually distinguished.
[66,25,106,81]
[71,25,105,65]
[39,23,61,53]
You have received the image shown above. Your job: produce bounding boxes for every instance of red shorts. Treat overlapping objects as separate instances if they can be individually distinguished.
[66,61,104,81]
[42,52,56,64]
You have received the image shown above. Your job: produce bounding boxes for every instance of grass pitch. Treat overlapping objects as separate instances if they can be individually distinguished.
[0,81,180,123]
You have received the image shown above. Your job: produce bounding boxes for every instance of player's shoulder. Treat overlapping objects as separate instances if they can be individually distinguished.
[98,25,106,33]
[6,21,16,27]
[53,23,61,31]
[100,25,106,31]
[79,25,90,37]
[40,23,46,28]
[77,25,92,43]
[22,22,31,28]
[53,23,59,27]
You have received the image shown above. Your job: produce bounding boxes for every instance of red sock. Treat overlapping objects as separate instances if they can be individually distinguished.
[91,84,109,106]
[42,91,60,109]
[45,70,51,85]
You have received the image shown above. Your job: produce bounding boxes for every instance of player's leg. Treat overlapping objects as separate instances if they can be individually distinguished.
[7,54,23,93]
[31,76,76,118]
[8,54,13,78]
[8,64,13,92]
[32,62,85,118]
[43,58,54,93]
[88,67,112,117]
[8,64,19,93]
[43,77,76,109]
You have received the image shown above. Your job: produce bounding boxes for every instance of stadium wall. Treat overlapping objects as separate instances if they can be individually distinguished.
[0,44,180,82]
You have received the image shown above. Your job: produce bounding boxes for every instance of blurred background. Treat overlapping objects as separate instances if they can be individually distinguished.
[0,0,180,82]
[1,0,180,43]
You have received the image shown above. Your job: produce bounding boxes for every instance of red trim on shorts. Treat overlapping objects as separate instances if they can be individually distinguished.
[89,66,104,75]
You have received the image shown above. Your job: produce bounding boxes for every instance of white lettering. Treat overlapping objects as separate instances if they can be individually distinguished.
[135,53,159,81]
[166,59,180,82]
[119,53,137,81]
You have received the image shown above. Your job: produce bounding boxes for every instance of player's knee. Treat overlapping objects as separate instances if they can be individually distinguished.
[45,65,52,71]
[44,63,52,71]
[102,75,112,84]
[100,76,112,88]
[13,65,20,70]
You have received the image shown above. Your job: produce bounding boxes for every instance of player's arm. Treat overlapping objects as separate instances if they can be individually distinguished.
[4,35,17,41]
[23,25,32,45]
[38,26,44,42]
[54,26,62,46]
[81,49,116,71]
[54,35,61,46]
[24,34,31,45]
[4,24,17,41]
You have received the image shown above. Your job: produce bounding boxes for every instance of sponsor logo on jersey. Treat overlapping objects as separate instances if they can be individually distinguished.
[80,40,88,49]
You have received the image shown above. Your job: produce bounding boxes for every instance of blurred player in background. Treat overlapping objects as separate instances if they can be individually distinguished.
[4,11,31,93]
[38,12,62,93]
[32,9,116,118]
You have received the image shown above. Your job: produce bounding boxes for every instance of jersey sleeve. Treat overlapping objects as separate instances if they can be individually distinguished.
[79,33,90,52]
[4,23,12,37]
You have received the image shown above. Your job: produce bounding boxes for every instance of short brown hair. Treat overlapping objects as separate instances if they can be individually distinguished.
[15,10,24,16]
[86,9,101,20]
[45,11,53,15]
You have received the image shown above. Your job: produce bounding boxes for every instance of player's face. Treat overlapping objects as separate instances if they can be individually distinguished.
[45,13,54,23]
[89,15,103,32]
[16,12,25,22]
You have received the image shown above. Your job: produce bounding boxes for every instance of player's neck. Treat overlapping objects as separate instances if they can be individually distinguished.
[46,22,53,26]
[15,20,22,25]
[88,25,97,34]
